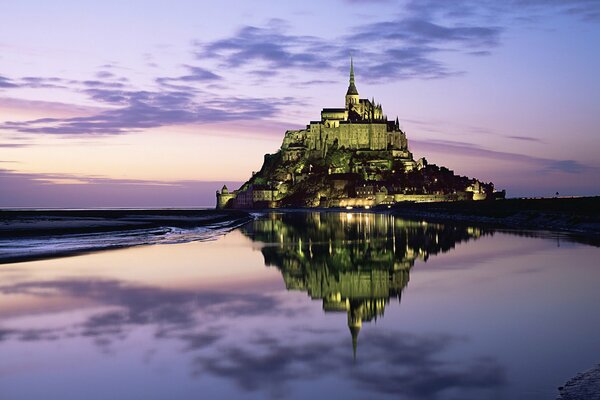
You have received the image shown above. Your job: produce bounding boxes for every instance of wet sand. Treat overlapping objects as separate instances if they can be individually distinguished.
[557,364,600,399]
[0,209,252,263]
[0,209,251,237]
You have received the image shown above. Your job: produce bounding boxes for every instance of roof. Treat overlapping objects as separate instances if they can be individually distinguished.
[346,83,359,95]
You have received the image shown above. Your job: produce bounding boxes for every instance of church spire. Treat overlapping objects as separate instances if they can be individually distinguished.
[350,57,355,87]
[346,57,359,97]
[345,57,359,110]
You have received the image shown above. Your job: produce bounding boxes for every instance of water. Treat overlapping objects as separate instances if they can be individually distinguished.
[0,223,236,259]
[0,211,599,399]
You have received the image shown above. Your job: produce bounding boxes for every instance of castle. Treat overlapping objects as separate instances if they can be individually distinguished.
[217,59,501,209]
[241,212,486,358]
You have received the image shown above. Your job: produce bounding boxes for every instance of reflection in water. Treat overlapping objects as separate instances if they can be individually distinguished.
[242,212,487,357]
[2,212,599,399]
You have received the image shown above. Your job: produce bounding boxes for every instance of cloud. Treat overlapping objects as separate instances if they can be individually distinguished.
[0,168,243,207]
[2,1,597,137]
[193,330,506,398]
[545,159,587,173]
[0,272,507,399]
[411,138,592,174]
[0,87,297,135]
[195,16,500,82]
[197,20,335,72]
[95,70,115,79]
[0,143,30,148]
[0,279,287,335]
[193,1,597,84]
[0,75,18,88]
[18,76,67,89]
[507,135,544,143]
[510,0,600,21]
[156,65,222,88]
[348,17,501,47]
[405,0,600,23]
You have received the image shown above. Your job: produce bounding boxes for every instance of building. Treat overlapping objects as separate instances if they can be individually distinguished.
[217,59,500,209]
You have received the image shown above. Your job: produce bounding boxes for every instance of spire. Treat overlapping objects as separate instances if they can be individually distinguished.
[346,56,358,96]
[350,325,360,362]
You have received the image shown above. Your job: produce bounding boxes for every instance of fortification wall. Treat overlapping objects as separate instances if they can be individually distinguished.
[306,123,388,151]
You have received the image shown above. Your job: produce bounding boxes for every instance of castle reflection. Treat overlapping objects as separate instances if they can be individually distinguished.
[242,212,487,357]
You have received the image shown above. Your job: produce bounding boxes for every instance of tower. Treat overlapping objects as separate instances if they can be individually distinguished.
[345,57,359,109]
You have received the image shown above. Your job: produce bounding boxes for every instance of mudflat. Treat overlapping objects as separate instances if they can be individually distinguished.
[0,209,251,237]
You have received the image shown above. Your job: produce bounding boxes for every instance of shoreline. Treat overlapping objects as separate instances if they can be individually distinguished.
[386,197,600,241]
[0,209,251,237]
[2,198,598,264]
[253,197,600,243]
[0,209,252,264]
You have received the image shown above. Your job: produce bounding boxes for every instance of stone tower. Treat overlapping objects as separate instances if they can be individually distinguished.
[345,57,359,109]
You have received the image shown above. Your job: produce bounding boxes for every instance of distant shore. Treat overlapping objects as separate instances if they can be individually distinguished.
[386,196,600,241]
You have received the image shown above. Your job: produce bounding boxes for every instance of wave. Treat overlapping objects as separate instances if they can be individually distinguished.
[0,214,251,264]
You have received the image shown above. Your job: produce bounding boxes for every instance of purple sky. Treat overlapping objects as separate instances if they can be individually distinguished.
[1,0,599,207]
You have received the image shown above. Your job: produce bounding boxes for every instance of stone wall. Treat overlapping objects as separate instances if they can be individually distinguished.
[304,123,391,151]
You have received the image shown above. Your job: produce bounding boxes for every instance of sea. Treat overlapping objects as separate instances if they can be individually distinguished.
[0,211,599,399]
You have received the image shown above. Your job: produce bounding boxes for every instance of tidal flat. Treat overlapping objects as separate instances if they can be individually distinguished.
[0,211,599,399]
[0,209,251,263]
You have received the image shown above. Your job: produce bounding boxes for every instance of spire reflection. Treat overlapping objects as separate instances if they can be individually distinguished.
[242,212,487,357]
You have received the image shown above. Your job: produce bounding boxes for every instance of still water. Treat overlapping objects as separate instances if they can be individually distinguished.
[1,212,599,399]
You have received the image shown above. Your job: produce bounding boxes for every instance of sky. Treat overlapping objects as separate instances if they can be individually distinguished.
[0,0,599,207]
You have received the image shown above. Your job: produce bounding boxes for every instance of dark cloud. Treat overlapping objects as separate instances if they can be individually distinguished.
[0,61,298,136]
[0,278,286,340]
[156,65,222,88]
[197,21,335,71]
[343,0,391,3]
[507,135,544,143]
[0,75,18,88]
[363,46,461,80]
[1,86,296,135]
[95,70,115,79]
[343,15,502,80]
[18,76,66,89]
[193,1,597,84]
[194,13,501,82]
[194,340,338,396]
[81,80,126,89]
[405,0,600,23]
[0,74,126,91]
[349,17,501,47]
[180,330,222,351]
[545,159,587,173]
[0,327,61,343]
[349,331,506,398]
[511,0,600,21]
[193,330,506,399]
[2,1,597,137]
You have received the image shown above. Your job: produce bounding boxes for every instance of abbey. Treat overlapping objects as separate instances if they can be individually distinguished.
[217,60,502,209]
[282,59,412,162]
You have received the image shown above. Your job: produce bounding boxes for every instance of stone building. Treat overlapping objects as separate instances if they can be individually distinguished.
[217,59,501,209]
